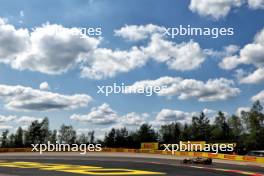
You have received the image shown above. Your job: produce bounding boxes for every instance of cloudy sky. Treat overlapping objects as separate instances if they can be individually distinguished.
[0,0,264,137]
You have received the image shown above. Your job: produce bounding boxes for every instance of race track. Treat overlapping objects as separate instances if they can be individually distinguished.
[0,153,263,176]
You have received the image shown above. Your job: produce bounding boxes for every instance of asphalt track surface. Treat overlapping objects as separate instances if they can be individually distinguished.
[0,153,263,176]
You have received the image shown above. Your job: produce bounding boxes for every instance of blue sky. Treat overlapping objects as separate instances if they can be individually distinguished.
[0,0,264,137]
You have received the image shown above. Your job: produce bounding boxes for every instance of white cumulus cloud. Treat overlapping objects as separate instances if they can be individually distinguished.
[189,0,264,20]
[0,84,92,111]
[127,76,240,101]
[11,24,100,74]
[0,18,29,63]
[248,0,264,9]
[156,109,192,123]
[114,24,165,41]
[16,116,43,124]
[80,47,148,79]
[0,20,208,80]
[252,90,264,103]
[143,34,205,71]
[189,0,243,20]
[70,103,148,126]
[81,28,206,79]
[238,68,264,84]
[152,108,220,127]
[70,103,119,125]
[0,115,16,123]
[39,82,50,90]
[220,28,264,84]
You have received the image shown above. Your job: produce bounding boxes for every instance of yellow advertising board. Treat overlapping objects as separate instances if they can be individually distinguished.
[141,142,159,150]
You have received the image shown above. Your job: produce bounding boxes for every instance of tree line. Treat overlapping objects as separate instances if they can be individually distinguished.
[1,120,96,148]
[1,101,263,154]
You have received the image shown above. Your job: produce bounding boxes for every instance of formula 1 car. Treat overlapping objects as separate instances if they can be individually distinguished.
[182,157,212,165]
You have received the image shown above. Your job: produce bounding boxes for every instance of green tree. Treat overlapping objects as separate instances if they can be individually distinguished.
[49,130,57,144]
[242,101,264,150]
[160,123,181,143]
[115,128,129,147]
[78,133,88,144]
[180,123,191,141]
[8,134,16,147]
[104,128,116,147]
[211,111,231,141]
[15,127,24,147]
[88,131,95,144]
[1,130,9,148]
[228,115,243,140]
[27,120,42,144]
[191,112,211,141]
[136,124,158,143]
[58,124,76,144]
[40,117,50,143]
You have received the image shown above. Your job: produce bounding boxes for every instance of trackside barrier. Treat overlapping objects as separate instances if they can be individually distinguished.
[0,148,32,152]
[0,148,263,163]
[103,148,264,164]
